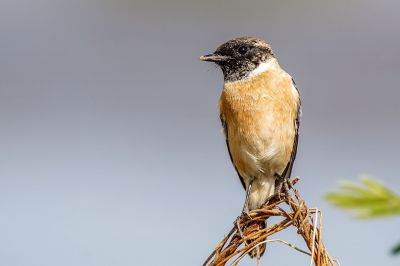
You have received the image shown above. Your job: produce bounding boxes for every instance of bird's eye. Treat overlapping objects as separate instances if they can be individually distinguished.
[238,46,248,55]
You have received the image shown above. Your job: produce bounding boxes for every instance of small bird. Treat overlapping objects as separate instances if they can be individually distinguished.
[200,37,301,258]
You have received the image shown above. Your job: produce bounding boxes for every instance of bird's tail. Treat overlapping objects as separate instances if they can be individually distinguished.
[246,219,267,259]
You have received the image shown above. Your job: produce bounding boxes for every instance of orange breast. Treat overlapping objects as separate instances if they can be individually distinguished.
[219,63,299,179]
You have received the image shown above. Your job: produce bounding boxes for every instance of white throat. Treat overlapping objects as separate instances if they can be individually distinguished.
[247,58,276,79]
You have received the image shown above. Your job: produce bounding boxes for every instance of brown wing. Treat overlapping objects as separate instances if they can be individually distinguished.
[280,79,301,180]
[220,113,246,189]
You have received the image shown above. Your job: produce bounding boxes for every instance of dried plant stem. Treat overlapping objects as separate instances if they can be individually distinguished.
[203,177,337,266]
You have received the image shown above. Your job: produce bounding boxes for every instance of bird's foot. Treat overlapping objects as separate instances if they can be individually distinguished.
[234,215,247,244]
[241,210,253,220]
[275,176,293,204]
[234,207,253,244]
[234,210,252,227]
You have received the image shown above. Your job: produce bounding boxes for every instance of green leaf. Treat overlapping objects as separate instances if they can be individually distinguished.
[391,243,400,255]
[324,177,400,219]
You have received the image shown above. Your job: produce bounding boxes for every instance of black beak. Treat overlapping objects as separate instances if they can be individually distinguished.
[200,53,231,62]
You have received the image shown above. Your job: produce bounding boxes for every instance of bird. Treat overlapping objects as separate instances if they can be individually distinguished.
[200,36,301,259]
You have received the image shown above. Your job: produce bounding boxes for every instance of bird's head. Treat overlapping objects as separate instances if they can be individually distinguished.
[200,37,275,82]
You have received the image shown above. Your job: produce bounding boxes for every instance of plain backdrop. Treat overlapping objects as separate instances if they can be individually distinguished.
[1,0,400,265]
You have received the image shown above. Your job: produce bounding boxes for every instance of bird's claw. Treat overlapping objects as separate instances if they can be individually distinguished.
[241,210,252,220]
[275,176,293,204]
[234,210,252,227]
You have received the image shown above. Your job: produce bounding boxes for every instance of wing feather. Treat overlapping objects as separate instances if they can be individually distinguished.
[220,113,246,189]
[280,79,301,180]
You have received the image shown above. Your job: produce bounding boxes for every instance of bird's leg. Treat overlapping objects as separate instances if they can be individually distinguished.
[241,179,253,216]
[274,173,293,204]
[234,179,254,245]
[234,179,253,228]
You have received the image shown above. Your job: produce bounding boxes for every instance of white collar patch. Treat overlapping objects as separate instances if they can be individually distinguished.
[247,59,276,78]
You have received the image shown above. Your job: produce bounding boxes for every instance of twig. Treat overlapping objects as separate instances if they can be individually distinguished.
[309,208,319,266]
[203,177,337,266]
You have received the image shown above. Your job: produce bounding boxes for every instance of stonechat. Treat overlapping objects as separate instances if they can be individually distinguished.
[200,37,301,258]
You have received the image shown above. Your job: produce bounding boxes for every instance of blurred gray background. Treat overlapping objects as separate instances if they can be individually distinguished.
[1,0,399,265]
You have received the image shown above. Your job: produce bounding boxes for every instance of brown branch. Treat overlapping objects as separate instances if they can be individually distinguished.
[203,177,337,266]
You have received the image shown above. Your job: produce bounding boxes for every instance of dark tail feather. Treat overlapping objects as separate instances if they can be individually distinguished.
[247,220,267,259]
